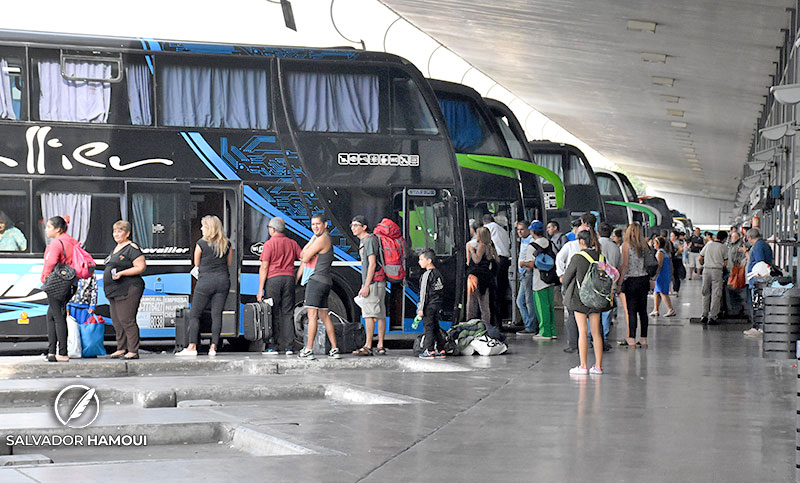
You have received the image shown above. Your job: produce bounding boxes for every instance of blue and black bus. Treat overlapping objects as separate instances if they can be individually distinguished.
[0,30,466,342]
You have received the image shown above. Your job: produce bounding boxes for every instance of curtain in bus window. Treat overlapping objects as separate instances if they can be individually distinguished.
[533,154,562,182]
[40,193,91,245]
[131,194,154,248]
[437,99,483,152]
[0,59,17,120]
[126,63,152,126]
[566,155,591,185]
[287,72,378,133]
[38,61,111,123]
[160,64,269,129]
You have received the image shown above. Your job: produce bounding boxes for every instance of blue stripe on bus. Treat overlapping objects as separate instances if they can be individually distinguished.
[0,303,48,322]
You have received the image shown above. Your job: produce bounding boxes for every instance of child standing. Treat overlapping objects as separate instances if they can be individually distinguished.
[417,249,446,359]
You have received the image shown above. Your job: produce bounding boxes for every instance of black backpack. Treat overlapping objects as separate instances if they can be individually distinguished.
[644,247,659,277]
[532,240,560,286]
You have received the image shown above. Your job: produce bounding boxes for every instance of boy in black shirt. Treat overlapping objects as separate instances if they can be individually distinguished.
[417,249,446,358]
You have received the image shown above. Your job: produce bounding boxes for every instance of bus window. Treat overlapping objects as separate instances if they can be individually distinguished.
[286,70,378,133]
[390,73,438,135]
[534,154,562,182]
[243,200,271,258]
[0,180,30,252]
[31,50,153,125]
[495,116,527,160]
[566,155,591,185]
[407,199,453,256]
[597,175,623,198]
[32,180,122,254]
[126,183,189,253]
[159,58,269,129]
[0,48,25,121]
[437,95,502,155]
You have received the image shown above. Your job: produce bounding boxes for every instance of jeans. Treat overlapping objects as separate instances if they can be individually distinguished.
[516,271,537,332]
[189,276,230,346]
[266,275,296,351]
[565,309,578,350]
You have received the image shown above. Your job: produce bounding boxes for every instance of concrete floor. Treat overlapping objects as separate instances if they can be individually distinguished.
[0,278,794,482]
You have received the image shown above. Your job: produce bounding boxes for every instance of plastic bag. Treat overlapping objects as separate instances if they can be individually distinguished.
[79,314,107,358]
[66,314,82,358]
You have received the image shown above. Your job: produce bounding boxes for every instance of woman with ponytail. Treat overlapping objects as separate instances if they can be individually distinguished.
[40,216,80,362]
[177,215,232,356]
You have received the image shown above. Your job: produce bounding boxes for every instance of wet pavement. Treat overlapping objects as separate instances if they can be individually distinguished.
[0,278,793,482]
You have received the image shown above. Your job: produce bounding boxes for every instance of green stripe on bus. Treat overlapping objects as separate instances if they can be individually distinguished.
[461,154,565,209]
[605,200,657,226]
[456,153,518,178]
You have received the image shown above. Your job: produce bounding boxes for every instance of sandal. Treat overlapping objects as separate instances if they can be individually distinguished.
[353,347,373,356]
[618,340,636,348]
[375,347,387,355]
[109,350,125,359]
[664,311,676,317]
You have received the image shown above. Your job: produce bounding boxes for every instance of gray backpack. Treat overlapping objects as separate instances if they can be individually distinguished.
[576,251,613,311]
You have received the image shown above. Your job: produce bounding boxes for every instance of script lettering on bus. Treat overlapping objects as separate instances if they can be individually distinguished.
[337,153,419,167]
[0,126,174,174]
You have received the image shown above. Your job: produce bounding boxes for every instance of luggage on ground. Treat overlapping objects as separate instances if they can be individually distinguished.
[66,314,82,359]
[243,300,272,342]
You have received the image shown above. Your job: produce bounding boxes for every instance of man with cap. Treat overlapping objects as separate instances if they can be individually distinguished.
[351,215,387,355]
[555,212,596,352]
[566,218,581,242]
[515,221,538,335]
[257,217,302,355]
[520,220,557,339]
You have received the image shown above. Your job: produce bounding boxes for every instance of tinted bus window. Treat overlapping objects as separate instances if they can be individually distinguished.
[286,71,378,133]
[244,202,271,258]
[0,48,24,120]
[391,75,437,135]
[567,155,591,185]
[437,95,502,155]
[495,116,527,160]
[407,198,453,256]
[32,50,153,125]
[0,180,29,252]
[32,180,122,254]
[159,58,269,129]
[597,174,623,197]
[534,154,562,182]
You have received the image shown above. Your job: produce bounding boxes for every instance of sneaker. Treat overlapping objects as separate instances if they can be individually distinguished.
[262,349,279,356]
[328,348,341,359]
[590,365,604,375]
[298,348,315,360]
[516,329,536,335]
[743,327,762,337]
[550,335,558,339]
[208,349,217,357]
[699,316,709,324]
[284,349,294,356]
[602,341,612,352]
[532,334,552,340]
[419,349,436,359]
[436,350,447,358]
[569,365,589,375]
[175,348,197,357]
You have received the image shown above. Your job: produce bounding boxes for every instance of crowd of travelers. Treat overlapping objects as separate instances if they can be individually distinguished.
[38,209,774,372]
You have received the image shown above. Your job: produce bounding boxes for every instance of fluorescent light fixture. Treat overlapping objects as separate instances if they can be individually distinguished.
[671,121,687,128]
[2,66,20,74]
[771,83,800,104]
[691,167,702,171]
[667,109,684,117]
[682,147,695,152]
[627,20,657,32]
[661,95,680,103]
[760,121,797,140]
[641,52,667,63]
[752,146,778,161]
[652,76,675,87]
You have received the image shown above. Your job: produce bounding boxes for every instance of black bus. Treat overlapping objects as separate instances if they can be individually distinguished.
[639,196,673,235]
[528,141,605,231]
[0,30,466,341]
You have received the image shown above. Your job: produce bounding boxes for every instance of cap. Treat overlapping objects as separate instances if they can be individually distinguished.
[528,220,544,232]
[570,218,582,227]
[351,215,368,228]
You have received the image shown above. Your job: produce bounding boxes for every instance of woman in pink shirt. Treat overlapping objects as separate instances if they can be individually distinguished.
[40,216,79,362]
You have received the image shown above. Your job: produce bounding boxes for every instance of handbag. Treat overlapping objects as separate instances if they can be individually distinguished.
[728,264,746,289]
[43,241,76,299]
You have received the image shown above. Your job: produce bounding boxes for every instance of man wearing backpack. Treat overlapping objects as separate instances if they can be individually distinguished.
[351,216,387,356]
[520,221,557,339]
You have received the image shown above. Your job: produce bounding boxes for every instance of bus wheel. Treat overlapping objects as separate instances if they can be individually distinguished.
[292,290,348,351]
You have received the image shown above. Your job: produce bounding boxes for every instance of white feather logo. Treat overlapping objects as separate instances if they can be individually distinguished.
[66,388,95,425]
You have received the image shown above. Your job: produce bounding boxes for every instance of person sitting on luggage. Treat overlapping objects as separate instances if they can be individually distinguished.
[257,217,302,355]
[417,249,446,359]
[176,215,232,357]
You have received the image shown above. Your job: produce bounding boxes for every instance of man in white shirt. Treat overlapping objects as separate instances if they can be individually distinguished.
[555,212,596,353]
[515,221,538,335]
[482,214,512,326]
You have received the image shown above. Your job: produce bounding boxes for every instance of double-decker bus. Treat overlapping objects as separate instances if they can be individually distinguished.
[595,168,656,230]
[0,29,466,342]
[528,141,605,230]
[638,196,674,235]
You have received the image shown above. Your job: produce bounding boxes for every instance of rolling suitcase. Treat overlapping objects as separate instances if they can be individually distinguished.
[243,300,272,342]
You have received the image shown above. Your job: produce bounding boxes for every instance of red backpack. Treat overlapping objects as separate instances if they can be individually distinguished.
[71,242,97,279]
[372,218,406,282]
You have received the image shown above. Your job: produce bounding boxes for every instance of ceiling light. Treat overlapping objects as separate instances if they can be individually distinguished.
[652,76,675,87]
[661,95,680,103]
[760,121,797,140]
[691,167,702,171]
[627,20,657,33]
[667,109,684,117]
[641,52,667,63]
[671,121,687,128]
[681,147,695,153]
[771,83,800,104]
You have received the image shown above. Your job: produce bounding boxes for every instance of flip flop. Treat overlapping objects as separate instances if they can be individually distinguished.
[618,340,636,348]
[353,347,373,356]
[375,347,387,355]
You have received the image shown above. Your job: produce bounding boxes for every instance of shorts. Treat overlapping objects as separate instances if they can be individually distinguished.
[304,279,332,310]
[689,252,701,269]
[361,281,386,319]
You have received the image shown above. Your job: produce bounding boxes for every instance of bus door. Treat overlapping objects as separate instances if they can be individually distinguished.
[394,188,459,331]
[187,185,240,340]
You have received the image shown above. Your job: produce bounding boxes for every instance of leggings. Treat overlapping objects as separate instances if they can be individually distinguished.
[109,285,144,354]
[46,294,69,356]
[623,275,650,338]
[189,276,230,346]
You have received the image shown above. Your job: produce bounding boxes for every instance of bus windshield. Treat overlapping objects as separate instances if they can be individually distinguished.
[437,94,504,156]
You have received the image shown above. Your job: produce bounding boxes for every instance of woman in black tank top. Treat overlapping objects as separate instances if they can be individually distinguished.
[176,216,232,357]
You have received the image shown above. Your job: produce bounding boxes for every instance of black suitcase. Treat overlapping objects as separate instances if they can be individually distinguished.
[243,301,272,342]
[330,311,366,354]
